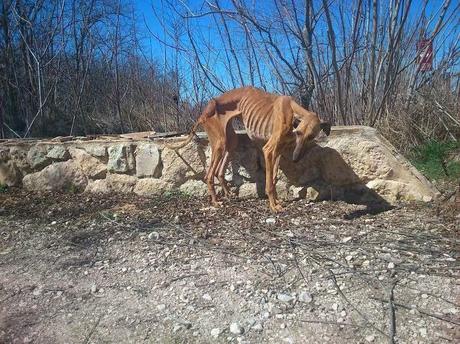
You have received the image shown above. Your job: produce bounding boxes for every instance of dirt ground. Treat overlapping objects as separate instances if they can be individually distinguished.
[0,189,458,344]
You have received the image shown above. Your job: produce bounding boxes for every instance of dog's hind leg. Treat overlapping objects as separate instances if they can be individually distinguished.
[216,123,238,199]
[206,142,225,207]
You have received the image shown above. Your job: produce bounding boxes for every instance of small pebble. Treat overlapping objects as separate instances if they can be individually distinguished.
[210,328,221,338]
[265,218,276,225]
[252,323,263,332]
[419,328,427,337]
[277,293,294,302]
[298,291,313,303]
[365,335,375,342]
[230,322,244,335]
[148,231,160,240]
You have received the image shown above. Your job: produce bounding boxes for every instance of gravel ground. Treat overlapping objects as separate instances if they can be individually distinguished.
[0,189,458,344]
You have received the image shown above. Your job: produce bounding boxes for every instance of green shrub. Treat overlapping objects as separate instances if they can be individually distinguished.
[410,140,460,180]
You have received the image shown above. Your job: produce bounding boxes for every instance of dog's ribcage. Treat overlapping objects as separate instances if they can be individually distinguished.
[238,93,275,142]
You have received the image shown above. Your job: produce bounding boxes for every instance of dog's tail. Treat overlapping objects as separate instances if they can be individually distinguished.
[164,121,201,150]
[164,99,217,150]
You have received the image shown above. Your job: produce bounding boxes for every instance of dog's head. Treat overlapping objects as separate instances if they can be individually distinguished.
[292,114,331,162]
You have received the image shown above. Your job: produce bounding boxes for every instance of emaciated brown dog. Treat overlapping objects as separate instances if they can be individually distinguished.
[169,87,331,212]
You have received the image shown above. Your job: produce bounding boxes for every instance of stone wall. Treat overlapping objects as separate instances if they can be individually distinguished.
[0,126,439,204]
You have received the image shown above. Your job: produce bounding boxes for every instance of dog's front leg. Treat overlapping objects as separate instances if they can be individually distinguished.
[272,154,284,206]
[263,144,283,212]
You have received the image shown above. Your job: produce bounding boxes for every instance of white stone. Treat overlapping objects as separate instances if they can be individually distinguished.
[298,291,313,303]
[252,323,263,331]
[135,143,160,178]
[210,328,221,338]
[365,335,375,342]
[419,328,427,337]
[229,322,244,335]
[277,293,294,302]
[342,236,352,243]
[148,231,160,240]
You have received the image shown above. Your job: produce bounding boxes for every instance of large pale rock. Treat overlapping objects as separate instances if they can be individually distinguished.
[23,161,87,192]
[9,147,30,173]
[278,126,438,203]
[161,140,206,185]
[0,161,21,186]
[27,145,51,170]
[135,143,161,178]
[134,178,172,197]
[179,180,208,197]
[366,179,424,202]
[106,173,137,193]
[85,179,110,194]
[69,148,106,179]
[107,144,134,173]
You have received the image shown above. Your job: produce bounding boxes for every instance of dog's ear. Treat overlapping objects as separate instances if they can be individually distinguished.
[320,122,331,136]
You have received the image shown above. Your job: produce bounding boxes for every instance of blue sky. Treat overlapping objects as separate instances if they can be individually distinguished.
[134,0,459,96]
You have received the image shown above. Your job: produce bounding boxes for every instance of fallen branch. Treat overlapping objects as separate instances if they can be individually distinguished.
[329,269,389,338]
[388,280,398,344]
[370,297,460,326]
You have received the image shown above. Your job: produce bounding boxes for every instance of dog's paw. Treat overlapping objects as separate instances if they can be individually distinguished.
[211,201,223,208]
[270,203,284,213]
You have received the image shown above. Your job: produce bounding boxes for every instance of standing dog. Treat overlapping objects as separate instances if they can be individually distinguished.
[169,87,331,212]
